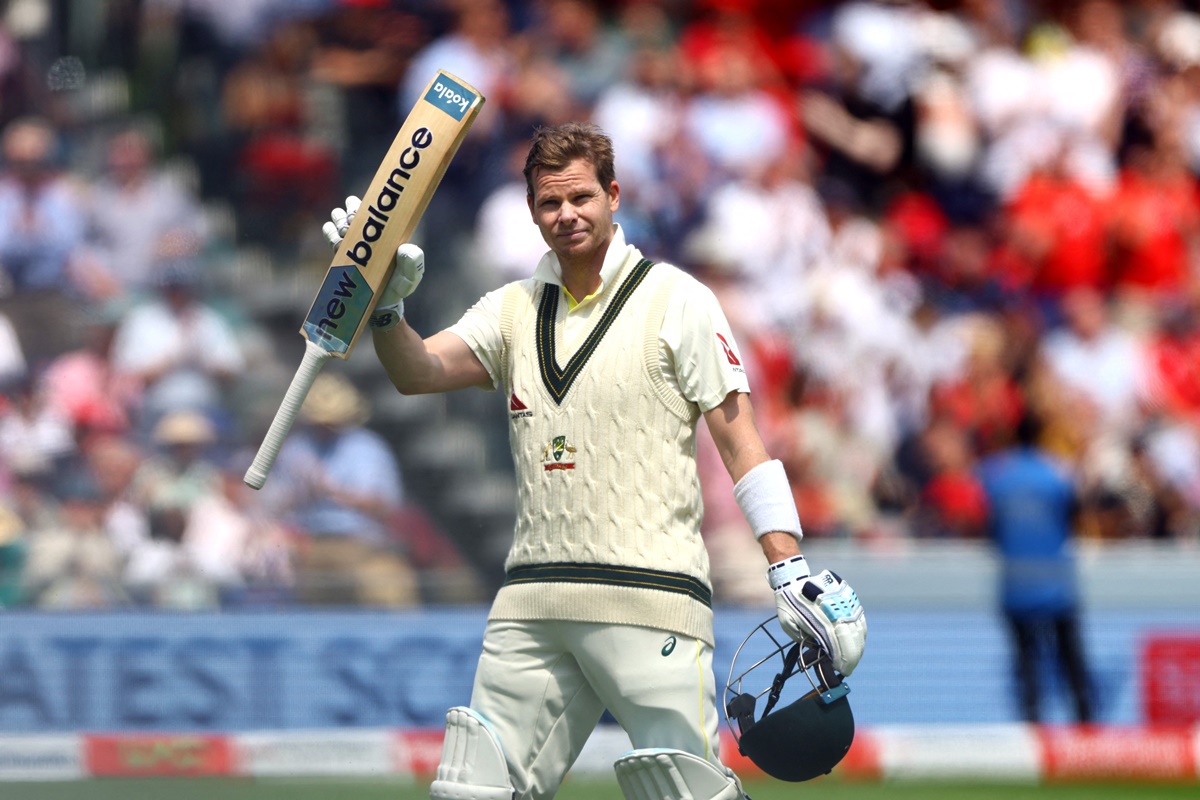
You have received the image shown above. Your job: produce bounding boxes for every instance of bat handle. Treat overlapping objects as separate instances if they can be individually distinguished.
[244,340,334,489]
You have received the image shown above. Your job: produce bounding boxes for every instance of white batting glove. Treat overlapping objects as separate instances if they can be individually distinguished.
[768,555,867,676]
[321,196,425,332]
[321,195,362,250]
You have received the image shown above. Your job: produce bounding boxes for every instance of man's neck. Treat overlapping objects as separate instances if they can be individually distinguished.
[559,238,611,301]
[561,262,602,303]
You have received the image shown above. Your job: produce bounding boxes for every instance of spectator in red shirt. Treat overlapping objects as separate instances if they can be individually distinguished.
[1144,299,1200,424]
[1004,138,1112,302]
[915,417,990,538]
[928,315,1025,455]
[1108,137,1200,298]
[676,0,792,96]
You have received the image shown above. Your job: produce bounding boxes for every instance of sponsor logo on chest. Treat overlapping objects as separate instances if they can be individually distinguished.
[509,392,533,419]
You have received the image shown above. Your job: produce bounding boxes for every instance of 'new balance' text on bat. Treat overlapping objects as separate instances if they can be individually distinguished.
[244,71,485,489]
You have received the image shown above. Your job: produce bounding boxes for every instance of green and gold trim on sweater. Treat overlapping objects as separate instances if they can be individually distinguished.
[504,562,712,608]
[536,258,655,404]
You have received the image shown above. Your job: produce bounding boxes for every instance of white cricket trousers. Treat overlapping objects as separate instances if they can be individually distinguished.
[469,618,726,800]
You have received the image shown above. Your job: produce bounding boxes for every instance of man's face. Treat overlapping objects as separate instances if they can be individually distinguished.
[528,157,619,266]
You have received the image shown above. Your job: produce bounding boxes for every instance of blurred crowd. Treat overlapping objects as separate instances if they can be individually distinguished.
[0,0,1198,611]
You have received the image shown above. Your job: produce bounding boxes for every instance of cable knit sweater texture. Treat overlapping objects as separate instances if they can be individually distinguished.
[489,248,716,644]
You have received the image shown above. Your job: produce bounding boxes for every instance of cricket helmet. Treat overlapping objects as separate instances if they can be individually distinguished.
[724,617,855,782]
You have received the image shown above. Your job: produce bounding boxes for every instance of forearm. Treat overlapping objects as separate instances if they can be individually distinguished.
[759,530,802,562]
[371,321,442,395]
[372,324,490,395]
[705,393,803,561]
[730,452,805,561]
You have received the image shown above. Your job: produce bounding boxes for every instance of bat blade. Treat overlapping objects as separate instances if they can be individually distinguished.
[303,70,484,356]
[244,70,485,489]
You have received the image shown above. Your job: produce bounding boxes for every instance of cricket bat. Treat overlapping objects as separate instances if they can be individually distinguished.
[244,70,485,489]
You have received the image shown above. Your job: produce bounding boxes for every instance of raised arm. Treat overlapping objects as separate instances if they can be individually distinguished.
[321,196,494,396]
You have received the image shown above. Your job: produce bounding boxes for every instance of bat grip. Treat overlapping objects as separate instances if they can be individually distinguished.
[243,340,334,489]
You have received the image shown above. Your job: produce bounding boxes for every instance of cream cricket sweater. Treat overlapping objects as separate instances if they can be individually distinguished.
[488,248,715,644]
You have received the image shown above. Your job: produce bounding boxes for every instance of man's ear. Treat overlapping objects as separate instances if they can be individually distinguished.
[608,180,620,213]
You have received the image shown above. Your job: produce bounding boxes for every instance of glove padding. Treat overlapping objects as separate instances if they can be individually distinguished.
[768,556,866,677]
[322,196,424,331]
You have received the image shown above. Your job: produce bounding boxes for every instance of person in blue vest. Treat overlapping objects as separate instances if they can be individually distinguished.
[977,410,1094,724]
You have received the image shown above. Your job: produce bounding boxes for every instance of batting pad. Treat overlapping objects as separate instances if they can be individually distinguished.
[614,748,744,800]
[429,706,514,800]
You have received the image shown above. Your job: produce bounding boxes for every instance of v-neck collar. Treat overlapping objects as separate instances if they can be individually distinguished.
[535,255,655,405]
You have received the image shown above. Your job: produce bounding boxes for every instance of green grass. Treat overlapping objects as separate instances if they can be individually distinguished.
[4,777,1198,800]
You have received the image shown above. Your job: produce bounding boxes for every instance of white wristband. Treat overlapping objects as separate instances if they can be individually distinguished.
[732,459,803,541]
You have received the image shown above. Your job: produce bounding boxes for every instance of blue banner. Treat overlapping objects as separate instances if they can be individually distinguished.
[0,608,1194,731]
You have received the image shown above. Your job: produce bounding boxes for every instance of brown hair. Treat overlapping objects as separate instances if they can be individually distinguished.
[523,122,615,200]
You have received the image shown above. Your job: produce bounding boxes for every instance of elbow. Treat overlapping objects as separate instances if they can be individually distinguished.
[388,368,444,396]
[390,377,424,396]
